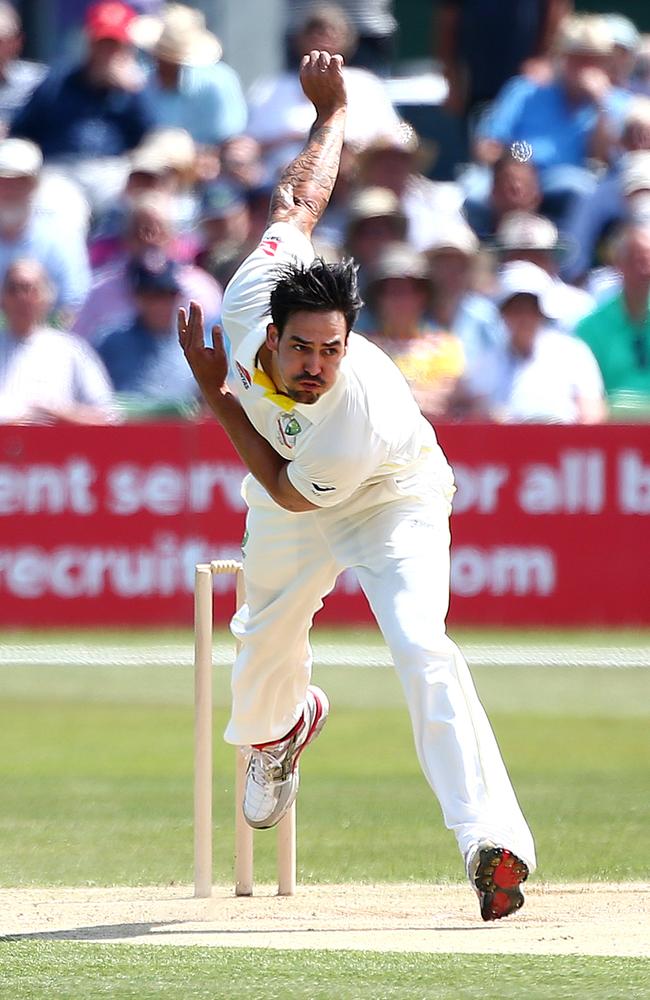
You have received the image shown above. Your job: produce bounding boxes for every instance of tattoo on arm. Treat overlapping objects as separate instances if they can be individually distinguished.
[268,113,346,234]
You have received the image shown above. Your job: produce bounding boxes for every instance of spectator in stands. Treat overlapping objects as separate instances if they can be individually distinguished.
[356,124,464,251]
[0,258,115,424]
[584,158,650,304]
[0,138,90,316]
[474,14,629,227]
[312,141,361,253]
[11,0,154,210]
[604,14,640,90]
[97,256,198,417]
[480,260,606,423]
[357,242,464,417]
[73,191,221,344]
[286,0,397,74]
[194,180,256,288]
[437,0,572,120]
[247,4,400,179]
[563,98,650,283]
[0,1,46,134]
[344,186,407,275]
[631,34,650,97]
[464,149,542,242]
[493,210,594,329]
[575,223,650,410]
[90,126,200,268]
[138,4,247,146]
[424,218,505,391]
[219,135,266,191]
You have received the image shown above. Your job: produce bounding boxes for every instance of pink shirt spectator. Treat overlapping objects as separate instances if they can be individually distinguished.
[73,256,221,344]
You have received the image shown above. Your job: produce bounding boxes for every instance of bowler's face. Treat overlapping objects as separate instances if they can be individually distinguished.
[266,310,347,404]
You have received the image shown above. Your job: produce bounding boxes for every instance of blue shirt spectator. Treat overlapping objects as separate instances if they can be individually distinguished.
[0,213,90,314]
[453,292,506,366]
[0,59,47,130]
[97,257,199,414]
[11,65,154,160]
[562,100,650,281]
[475,14,632,175]
[142,6,247,146]
[424,219,507,393]
[0,137,90,313]
[148,63,247,146]
[0,1,47,132]
[477,75,628,173]
[11,1,154,159]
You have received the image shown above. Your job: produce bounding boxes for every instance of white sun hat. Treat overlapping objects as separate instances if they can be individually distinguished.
[495,260,559,318]
[424,218,479,256]
[0,138,42,178]
[132,3,222,65]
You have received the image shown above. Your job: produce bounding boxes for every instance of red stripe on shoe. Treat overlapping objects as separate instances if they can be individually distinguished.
[252,712,305,750]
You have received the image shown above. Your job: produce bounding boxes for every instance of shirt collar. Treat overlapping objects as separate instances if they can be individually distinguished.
[233,325,346,425]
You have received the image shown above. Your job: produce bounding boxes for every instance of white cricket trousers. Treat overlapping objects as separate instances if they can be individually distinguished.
[225,475,536,871]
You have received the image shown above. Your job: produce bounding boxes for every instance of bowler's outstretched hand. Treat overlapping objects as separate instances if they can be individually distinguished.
[299,49,346,117]
[178,300,229,402]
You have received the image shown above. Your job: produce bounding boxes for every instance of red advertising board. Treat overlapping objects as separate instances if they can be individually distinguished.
[0,421,648,627]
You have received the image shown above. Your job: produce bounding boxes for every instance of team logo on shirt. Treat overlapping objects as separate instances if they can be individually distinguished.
[277,413,302,448]
[311,483,336,494]
[236,361,252,389]
[260,236,281,257]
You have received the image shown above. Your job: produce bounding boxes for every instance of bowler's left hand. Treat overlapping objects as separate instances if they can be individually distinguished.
[178,301,229,399]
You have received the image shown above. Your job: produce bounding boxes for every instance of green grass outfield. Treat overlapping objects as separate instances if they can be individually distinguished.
[1,944,649,1000]
[1,626,649,998]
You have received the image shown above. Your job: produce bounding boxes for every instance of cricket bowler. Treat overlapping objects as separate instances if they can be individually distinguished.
[178,50,535,921]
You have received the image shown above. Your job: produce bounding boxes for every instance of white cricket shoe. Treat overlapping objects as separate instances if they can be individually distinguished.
[242,685,329,830]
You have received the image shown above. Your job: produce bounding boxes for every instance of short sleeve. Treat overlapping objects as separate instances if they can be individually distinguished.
[475,76,532,144]
[286,430,389,508]
[221,222,315,350]
[570,337,605,400]
[72,339,116,408]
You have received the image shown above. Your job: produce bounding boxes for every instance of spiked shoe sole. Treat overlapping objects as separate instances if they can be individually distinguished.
[474,847,529,921]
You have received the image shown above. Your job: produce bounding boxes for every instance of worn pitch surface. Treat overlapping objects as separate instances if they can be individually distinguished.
[2,883,648,956]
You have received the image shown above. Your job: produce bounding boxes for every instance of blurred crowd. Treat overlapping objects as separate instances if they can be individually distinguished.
[0,0,649,425]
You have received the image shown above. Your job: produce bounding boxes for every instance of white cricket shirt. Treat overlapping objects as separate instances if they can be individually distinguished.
[221,223,453,508]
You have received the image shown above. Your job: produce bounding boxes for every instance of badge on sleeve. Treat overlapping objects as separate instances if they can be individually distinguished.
[260,235,281,257]
[235,361,252,389]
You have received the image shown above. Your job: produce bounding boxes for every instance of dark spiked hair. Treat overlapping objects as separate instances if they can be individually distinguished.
[269,257,363,336]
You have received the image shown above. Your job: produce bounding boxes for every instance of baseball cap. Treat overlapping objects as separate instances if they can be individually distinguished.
[357,122,421,159]
[494,212,559,252]
[495,260,557,317]
[0,138,43,178]
[424,218,479,256]
[556,14,613,56]
[131,128,196,177]
[348,186,404,222]
[366,242,430,285]
[129,146,169,176]
[621,150,650,196]
[200,180,247,222]
[629,192,650,225]
[604,14,640,51]
[128,257,181,294]
[85,1,136,43]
